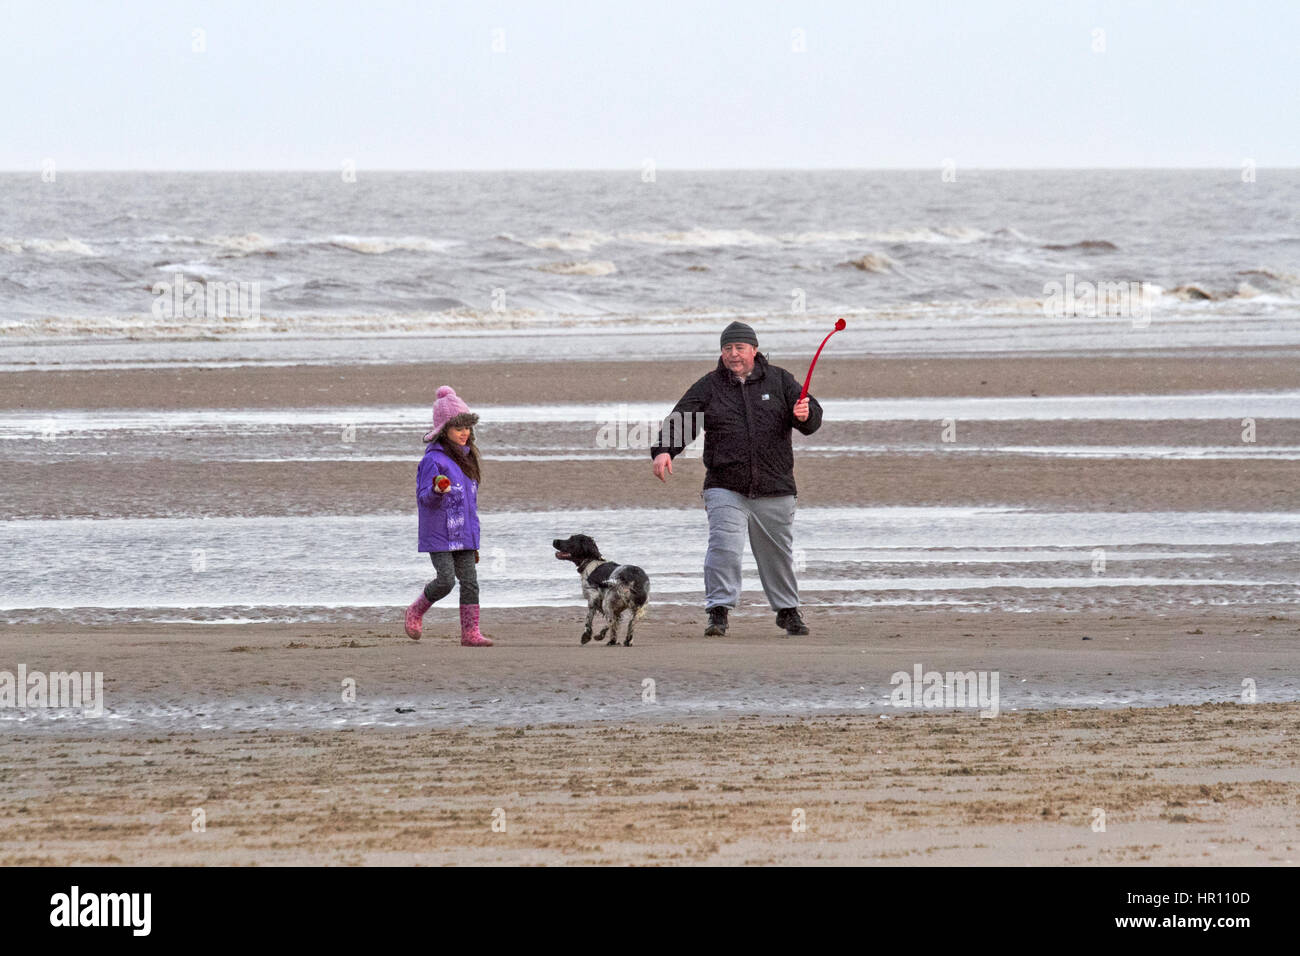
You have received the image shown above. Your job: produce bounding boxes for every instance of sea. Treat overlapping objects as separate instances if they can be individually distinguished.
[2,169,1298,367]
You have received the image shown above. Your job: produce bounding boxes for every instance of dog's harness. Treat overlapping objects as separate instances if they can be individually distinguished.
[580,559,620,588]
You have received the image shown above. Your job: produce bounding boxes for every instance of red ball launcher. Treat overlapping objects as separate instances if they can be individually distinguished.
[799,318,847,402]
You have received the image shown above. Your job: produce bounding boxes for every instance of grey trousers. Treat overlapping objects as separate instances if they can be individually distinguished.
[424,549,479,605]
[703,487,799,612]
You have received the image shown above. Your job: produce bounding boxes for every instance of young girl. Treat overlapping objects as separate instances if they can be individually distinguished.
[404,385,492,646]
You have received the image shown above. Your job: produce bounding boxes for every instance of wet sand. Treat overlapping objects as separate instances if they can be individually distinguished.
[5,351,1299,518]
[4,351,1300,410]
[2,702,1296,865]
[2,609,1299,863]
[4,606,1299,717]
[3,347,1299,864]
[5,705,1297,866]
[7,453,1298,518]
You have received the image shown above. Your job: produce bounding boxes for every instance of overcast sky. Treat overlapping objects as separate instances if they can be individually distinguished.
[2,0,1296,170]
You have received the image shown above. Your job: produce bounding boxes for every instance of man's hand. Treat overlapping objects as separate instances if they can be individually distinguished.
[653,453,673,483]
[793,397,810,422]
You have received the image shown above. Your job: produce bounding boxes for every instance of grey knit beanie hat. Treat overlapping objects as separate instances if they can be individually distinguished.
[720,320,758,348]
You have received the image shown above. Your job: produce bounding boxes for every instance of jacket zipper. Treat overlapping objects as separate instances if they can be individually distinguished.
[740,378,757,498]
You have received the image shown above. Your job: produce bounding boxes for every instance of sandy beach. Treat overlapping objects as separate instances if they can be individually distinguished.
[3,347,1299,864]
[2,605,1299,863]
[5,352,1299,519]
[7,351,1300,409]
[1,609,1298,865]
[4,704,1297,866]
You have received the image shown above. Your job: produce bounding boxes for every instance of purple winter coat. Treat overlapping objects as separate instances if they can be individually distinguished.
[416,443,481,553]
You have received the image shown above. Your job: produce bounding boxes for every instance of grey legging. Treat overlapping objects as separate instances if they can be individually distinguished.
[423,549,479,605]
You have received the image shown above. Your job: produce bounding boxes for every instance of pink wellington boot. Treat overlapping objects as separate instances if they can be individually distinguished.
[405,593,432,640]
[459,604,493,647]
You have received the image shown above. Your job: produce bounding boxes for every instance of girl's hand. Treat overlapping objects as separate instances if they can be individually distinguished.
[793,397,810,422]
[475,551,480,564]
[434,475,451,493]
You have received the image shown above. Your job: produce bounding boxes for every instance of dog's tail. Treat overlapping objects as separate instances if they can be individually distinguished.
[629,569,650,618]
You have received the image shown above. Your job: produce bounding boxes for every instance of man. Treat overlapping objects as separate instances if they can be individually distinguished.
[650,320,823,636]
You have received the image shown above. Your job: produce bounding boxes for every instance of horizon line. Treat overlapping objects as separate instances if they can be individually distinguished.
[1,165,1295,174]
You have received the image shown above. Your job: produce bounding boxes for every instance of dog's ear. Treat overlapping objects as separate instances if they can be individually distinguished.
[575,535,600,561]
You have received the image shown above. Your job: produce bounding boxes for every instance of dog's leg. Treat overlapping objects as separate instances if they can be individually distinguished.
[623,610,636,647]
[581,601,597,644]
[606,604,622,646]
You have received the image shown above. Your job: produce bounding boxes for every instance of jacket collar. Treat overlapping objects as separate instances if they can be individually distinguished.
[424,443,463,470]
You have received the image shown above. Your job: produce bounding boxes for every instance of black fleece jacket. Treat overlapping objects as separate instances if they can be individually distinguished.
[649,352,823,498]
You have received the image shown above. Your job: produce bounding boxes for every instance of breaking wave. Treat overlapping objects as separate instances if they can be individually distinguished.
[1042,240,1119,252]
[839,252,896,273]
[0,237,99,256]
[619,227,777,246]
[1163,283,1277,302]
[202,233,276,255]
[777,226,991,244]
[513,230,613,253]
[37,233,464,257]
[325,235,461,255]
[1238,268,1298,284]
[536,260,618,276]
[505,225,995,251]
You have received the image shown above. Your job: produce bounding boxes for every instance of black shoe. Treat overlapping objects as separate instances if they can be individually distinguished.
[775,607,809,635]
[704,606,729,636]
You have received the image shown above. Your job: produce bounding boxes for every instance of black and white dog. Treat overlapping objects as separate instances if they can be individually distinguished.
[552,535,650,646]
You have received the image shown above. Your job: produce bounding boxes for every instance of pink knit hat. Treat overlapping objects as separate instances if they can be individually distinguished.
[423,385,478,443]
